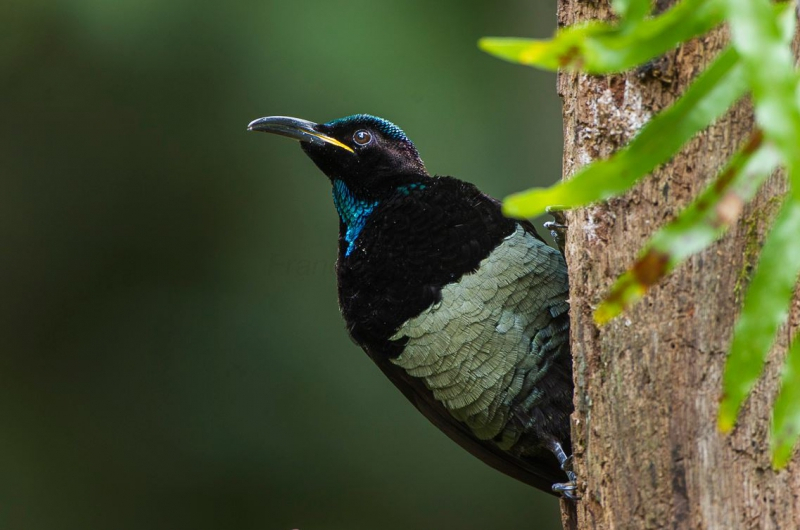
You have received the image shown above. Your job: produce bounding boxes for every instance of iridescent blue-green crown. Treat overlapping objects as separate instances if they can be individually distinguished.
[325,114,411,143]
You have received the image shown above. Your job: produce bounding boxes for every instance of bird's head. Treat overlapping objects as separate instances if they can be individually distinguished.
[248,114,429,198]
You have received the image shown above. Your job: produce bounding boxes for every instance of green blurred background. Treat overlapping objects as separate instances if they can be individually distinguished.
[2,1,564,528]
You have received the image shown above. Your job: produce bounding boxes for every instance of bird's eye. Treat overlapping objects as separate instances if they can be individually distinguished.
[353,130,372,146]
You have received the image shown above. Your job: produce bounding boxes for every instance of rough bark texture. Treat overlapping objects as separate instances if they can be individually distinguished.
[556,2,800,529]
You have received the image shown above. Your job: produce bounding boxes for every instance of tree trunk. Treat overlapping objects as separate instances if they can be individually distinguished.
[556,2,800,529]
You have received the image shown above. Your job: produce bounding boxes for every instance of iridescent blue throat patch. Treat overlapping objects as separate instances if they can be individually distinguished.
[332,180,378,257]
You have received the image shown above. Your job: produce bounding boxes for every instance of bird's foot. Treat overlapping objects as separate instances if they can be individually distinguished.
[552,478,581,501]
[548,439,581,500]
[543,206,567,257]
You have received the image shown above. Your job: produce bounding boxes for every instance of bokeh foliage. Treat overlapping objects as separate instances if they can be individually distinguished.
[1,1,564,529]
[482,0,800,467]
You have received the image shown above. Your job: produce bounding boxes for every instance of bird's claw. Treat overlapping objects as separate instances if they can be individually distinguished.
[552,479,581,501]
[555,458,580,500]
[547,440,580,500]
[543,220,566,231]
[544,206,568,256]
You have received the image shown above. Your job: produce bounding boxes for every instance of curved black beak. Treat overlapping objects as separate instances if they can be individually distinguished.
[247,116,354,153]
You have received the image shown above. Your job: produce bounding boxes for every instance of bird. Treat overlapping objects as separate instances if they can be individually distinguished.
[247,114,576,498]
